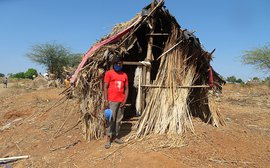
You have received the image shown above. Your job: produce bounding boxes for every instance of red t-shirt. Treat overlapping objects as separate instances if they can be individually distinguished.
[104,70,128,102]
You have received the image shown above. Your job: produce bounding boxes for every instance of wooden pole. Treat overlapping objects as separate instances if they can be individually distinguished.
[141,1,156,112]
[146,33,169,36]
[146,1,155,62]
[157,40,183,60]
[145,1,156,83]
[0,155,29,162]
[123,61,150,66]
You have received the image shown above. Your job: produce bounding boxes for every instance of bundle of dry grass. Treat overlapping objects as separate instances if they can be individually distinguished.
[136,25,197,138]
[75,55,106,140]
[72,0,225,141]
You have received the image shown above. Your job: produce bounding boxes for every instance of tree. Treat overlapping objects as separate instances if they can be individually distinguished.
[242,43,270,74]
[10,72,25,79]
[68,53,82,67]
[264,77,270,82]
[0,73,4,77]
[227,76,243,83]
[27,43,72,78]
[24,68,38,79]
[226,76,237,83]
[236,78,243,83]
[252,77,260,81]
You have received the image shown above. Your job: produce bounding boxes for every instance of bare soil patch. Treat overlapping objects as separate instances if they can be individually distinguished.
[0,82,269,168]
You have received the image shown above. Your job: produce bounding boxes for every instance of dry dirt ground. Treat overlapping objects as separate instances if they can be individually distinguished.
[0,81,269,168]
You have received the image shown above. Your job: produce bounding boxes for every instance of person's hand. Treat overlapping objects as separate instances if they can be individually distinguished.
[120,101,126,108]
[104,100,109,109]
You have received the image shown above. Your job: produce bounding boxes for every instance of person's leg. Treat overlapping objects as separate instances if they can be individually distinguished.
[109,102,121,136]
[114,105,124,144]
[108,102,124,144]
[105,103,116,149]
[105,101,121,148]
[115,106,124,137]
[105,120,113,149]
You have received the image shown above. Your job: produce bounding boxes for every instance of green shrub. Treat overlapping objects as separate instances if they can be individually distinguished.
[24,68,38,79]
[10,72,25,79]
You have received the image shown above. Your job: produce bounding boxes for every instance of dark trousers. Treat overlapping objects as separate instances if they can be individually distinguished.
[3,82,7,88]
[106,101,124,137]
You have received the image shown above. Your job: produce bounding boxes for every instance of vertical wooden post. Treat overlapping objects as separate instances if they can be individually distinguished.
[146,1,155,63]
[141,1,156,112]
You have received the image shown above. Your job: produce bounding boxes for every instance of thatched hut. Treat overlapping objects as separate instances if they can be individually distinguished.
[71,0,225,141]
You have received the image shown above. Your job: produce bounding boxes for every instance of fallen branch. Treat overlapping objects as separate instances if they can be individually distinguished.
[54,119,81,139]
[209,158,253,165]
[53,100,74,138]
[0,155,29,163]
[40,95,68,117]
[50,140,81,151]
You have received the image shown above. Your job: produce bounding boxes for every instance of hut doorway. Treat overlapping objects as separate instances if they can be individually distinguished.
[123,63,143,119]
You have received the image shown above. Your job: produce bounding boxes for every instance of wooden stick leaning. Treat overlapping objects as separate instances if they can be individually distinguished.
[156,40,183,60]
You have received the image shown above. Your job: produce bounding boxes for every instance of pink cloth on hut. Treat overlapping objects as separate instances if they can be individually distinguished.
[71,17,141,83]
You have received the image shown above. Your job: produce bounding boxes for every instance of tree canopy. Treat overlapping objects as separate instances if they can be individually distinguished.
[26,43,82,78]
[10,72,25,79]
[242,43,270,75]
[9,68,38,79]
[226,76,243,84]
[24,68,38,79]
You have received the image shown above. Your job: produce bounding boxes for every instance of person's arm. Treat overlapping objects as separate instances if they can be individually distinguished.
[121,83,129,108]
[104,82,109,108]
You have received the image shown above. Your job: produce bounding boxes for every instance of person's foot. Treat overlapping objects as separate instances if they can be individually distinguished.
[114,138,124,144]
[105,141,111,149]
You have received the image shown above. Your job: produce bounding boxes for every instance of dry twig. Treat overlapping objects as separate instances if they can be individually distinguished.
[50,140,81,151]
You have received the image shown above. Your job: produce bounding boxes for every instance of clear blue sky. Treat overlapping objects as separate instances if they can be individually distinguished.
[0,0,269,80]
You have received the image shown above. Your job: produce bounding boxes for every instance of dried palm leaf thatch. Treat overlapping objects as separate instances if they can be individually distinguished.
[135,25,199,139]
[75,51,107,140]
[208,93,226,127]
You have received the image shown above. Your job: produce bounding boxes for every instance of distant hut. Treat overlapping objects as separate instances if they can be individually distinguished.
[71,0,225,141]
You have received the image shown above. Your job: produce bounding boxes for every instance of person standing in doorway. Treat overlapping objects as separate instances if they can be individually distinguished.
[103,55,129,149]
[2,76,8,88]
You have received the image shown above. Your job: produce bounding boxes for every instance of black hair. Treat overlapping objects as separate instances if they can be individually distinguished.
[112,55,123,64]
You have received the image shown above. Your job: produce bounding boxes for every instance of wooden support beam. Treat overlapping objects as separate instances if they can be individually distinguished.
[123,61,150,66]
[146,33,169,36]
